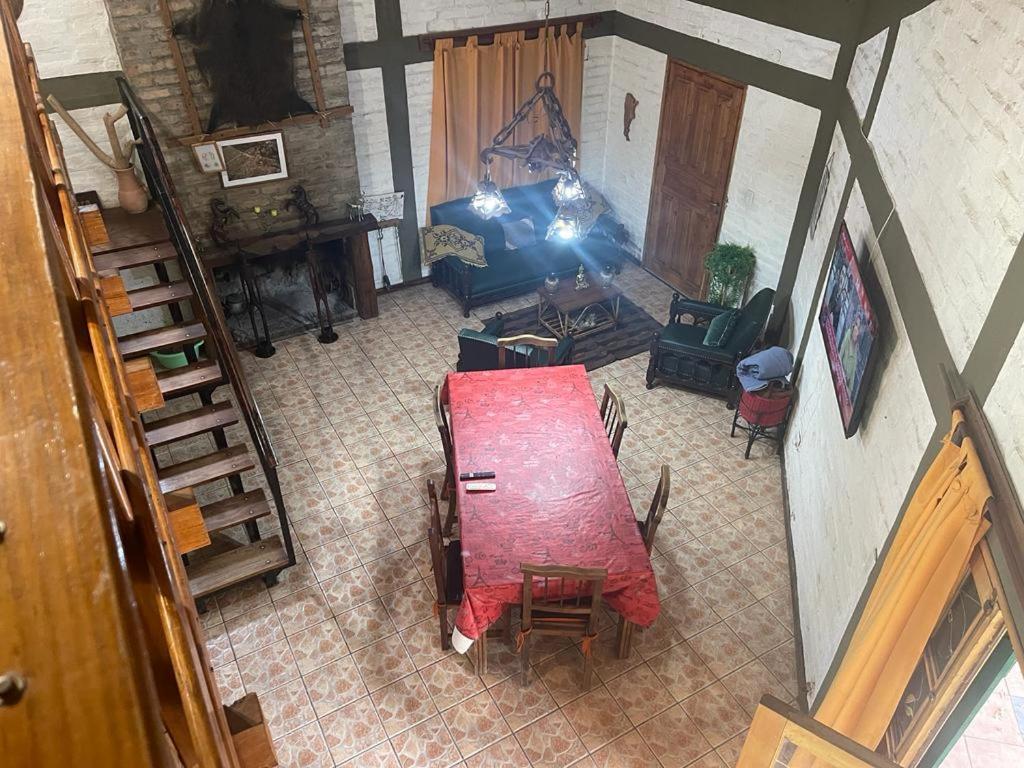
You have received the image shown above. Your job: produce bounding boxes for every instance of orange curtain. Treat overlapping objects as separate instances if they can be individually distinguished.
[813,409,992,749]
[427,24,584,213]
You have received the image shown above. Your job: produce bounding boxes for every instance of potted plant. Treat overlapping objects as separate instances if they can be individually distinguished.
[705,242,756,308]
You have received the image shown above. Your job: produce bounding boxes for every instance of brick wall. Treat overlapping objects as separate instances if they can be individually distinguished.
[401,0,603,37]
[870,0,1024,369]
[847,28,886,121]
[340,0,379,43]
[719,87,819,295]
[104,0,360,241]
[18,0,120,76]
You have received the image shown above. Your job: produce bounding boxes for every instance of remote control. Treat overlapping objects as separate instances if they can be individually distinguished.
[465,482,497,492]
[460,471,496,481]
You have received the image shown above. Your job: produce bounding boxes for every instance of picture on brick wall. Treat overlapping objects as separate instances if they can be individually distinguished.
[818,221,881,439]
[217,132,288,188]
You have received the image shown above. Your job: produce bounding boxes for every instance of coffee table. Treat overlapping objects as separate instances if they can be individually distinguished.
[536,277,622,339]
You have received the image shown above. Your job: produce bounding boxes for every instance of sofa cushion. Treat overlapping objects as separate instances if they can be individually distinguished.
[703,309,740,347]
[502,218,536,250]
[659,323,737,364]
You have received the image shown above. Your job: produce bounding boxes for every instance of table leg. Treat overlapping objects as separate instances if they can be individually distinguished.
[616,615,634,659]
[475,632,488,676]
[240,253,275,358]
[305,240,338,344]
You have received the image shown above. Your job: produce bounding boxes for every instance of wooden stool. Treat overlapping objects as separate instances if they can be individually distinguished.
[731,382,794,458]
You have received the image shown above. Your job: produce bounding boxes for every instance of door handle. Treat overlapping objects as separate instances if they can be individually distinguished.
[709,201,721,209]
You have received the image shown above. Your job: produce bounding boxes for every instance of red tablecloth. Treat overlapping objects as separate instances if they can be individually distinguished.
[445,365,661,642]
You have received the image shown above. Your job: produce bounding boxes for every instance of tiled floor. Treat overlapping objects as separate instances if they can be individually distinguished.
[190,262,797,767]
[940,662,1024,768]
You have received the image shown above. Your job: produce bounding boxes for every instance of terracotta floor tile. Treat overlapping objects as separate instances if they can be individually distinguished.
[697,523,761,567]
[225,602,286,658]
[348,520,404,563]
[590,633,645,683]
[649,555,689,598]
[534,646,590,705]
[337,598,397,651]
[275,586,333,637]
[273,722,332,768]
[661,540,726,586]
[661,588,721,638]
[560,684,632,752]
[590,729,660,768]
[214,661,245,704]
[464,734,532,768]
[715,729,747,766]
[336,740,401,767]
[400,617,454,670]
[390,715,462,768]
[261,677,317,740]
[688,622,754,678]
[236,638,301,694]
[646,642,717,702]
[442,689,511,757]
[721,659,789,718]
[759,640,799,696]
[636,705,712,768]
[632,618,684,660]
[691,569,757,619]
[205,622,234,668]
[306,536,362,582]
[760,588,795,630]
[728,552,788,600]
[681,682,749,746]
[490,670,559,732]
[605,662,676,726]
[303,654,367,718]
[419,653,486,711]
[725,602,792,656]
[381,579,435,631]
[321,566,379,616]
[365,549,422,595]
[514,710,587,768]
[334,493,388,533]
[353,634,417,692]
[371,672,439,736]
[287,618,349,676]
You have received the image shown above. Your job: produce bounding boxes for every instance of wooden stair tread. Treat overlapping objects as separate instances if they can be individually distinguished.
[128,281,194,311]
[202,490,272,534]
[188,536,288,598]
[145,401,238,447]
[157,359,224,398]
[118,322,206,358]
[93,241,178,272]
[157,444,254,494]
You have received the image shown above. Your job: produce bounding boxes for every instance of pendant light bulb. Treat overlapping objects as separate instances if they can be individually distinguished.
[553,172,585,205]
[470,173,511,219]
[546,205,581,242]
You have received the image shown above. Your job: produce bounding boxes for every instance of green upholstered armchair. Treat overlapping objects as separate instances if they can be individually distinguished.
[645,288,775,400]
[456,314,574,372]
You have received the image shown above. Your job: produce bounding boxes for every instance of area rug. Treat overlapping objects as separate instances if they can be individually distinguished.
[487,296,663,371]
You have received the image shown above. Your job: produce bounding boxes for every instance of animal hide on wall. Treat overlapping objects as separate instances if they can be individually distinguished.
[175,0,313,131]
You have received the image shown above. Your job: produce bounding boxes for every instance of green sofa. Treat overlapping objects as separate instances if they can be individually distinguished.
[646,288,776,400]
[455,313,574,371]
[429,179,627,317]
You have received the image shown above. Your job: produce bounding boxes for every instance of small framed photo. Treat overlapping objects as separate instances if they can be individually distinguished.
[217,132,288,188]
[191,141,225,173]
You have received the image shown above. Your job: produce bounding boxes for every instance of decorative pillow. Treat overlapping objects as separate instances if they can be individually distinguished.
[575,184,611,236]
[419,224,487,268]
[501,218,536,250]
[703,309,740,347]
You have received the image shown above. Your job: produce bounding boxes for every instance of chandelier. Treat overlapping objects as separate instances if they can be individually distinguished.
[469,5,587,240]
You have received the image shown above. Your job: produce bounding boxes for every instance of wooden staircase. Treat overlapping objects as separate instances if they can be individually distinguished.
[91,103,296,602]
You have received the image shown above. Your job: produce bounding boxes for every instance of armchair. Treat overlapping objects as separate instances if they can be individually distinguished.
[456,314,574,372]
[645,288,775,400]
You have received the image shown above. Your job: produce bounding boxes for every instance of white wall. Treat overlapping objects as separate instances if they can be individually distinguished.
[719,88,819,295]
[987,323,1024,500]
[870,0,1024,369]
[579,36,613,183]
[626,0,840,79]
[339,0,379,43]
[348,67,404,288]
[786,181,935,694]
[847,28,887,122]
[401,0,603,37]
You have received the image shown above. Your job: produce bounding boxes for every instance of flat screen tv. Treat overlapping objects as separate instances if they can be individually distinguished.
[818,221,880,438]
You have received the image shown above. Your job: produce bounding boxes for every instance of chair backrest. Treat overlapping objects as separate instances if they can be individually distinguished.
[520,563,607,638]
[599,384,628,457]
[729,288,776,353]
[426,480,447,601]
[496,334,559,368]
[642,465,671,553]
[433,378,454,467]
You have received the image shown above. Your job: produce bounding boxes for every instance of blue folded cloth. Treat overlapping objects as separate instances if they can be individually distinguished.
[736,346,794,392]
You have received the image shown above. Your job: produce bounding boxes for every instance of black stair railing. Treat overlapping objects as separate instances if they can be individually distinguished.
[118,78,296,575]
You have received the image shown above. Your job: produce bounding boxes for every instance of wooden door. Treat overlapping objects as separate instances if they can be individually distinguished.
[644,60,745,297]
[736,696,902,768]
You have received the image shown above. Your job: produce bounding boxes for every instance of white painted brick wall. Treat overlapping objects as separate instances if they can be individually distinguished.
[348,68,404,287]
[848,28,886,123]
[718,87,819,295]
[788,123,850,347]
[579,36,613,185]
[599,36,665,257]
[17,0,120,78]
[786,180,935,694]
[338,0,379,43]
[871,0,1024,369]
[401,0,603,37]
[406,61,434,275]
[627,0,839,79]
[986,324,1024,504]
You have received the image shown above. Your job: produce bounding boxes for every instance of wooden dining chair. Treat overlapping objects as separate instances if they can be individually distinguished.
[517,563,607,689]
[496,334,559,368]
[427,479,462,650]
[599,384,628,457]
[637,464,671,554]
[432,379,457,535]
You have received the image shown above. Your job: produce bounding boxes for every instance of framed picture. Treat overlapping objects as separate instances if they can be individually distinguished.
[217,132,288,188]
[191,141,225,173]
[818,221,881,438]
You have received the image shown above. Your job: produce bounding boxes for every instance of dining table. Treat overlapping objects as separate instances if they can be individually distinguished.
[442,364,661,661]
